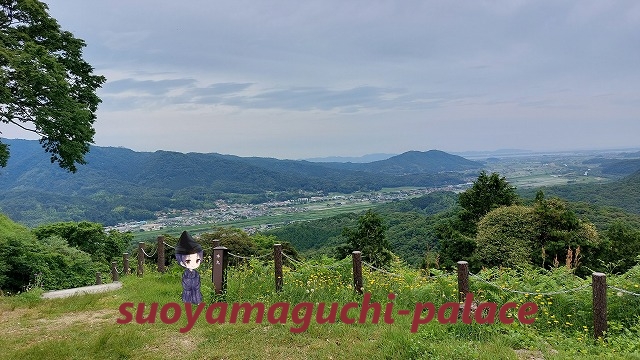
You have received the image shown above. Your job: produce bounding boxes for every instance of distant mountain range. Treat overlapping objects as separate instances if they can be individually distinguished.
[0,139,483,226]
[315,150,482,174]
[304,153,396,163]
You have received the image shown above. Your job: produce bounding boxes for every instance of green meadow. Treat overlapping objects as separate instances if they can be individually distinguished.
[2,257,639,360]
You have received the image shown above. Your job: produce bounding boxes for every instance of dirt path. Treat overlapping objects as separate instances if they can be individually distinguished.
[40,282,122,299]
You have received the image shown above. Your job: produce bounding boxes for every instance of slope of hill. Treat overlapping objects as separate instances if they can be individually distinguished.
[316,150,483,174]
[582,153,640,177]
[519,169,640,215]
[304,153,395,163]
[0,139,475,226]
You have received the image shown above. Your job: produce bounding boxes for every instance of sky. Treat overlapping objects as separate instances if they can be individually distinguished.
[5,0,640,159]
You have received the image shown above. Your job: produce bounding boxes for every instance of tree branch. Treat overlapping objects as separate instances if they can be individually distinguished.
[7,118,44,136]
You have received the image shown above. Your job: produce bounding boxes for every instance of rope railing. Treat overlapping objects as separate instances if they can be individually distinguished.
[470,272,592,296]
[282,252,303,265]
[280,252,350,271]
[362,261,403,278]
[608,285,640,297]
[125,236,638,340]
[228,252,271,260]
[141,248,157,258]
[424,271,456,279]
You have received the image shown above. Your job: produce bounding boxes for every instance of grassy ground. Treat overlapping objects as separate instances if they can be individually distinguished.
[1,259,639,360]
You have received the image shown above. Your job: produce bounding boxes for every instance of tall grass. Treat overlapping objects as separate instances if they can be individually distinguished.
[1,257,639,359]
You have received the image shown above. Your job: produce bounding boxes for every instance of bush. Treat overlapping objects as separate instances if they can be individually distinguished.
[0,214,97,292]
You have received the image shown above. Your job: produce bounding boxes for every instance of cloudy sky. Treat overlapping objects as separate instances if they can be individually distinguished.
[8,0,640,159]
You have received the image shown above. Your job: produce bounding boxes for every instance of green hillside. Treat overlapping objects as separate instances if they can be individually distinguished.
[520,170,640,215]
[0,139,472,226]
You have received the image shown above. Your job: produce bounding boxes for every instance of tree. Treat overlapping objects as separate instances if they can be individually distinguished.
[472,196,600,272]
[338,209,392,269]
[599,220,640,273]
[1,0,105,171]
[1,214,96,292]
[200,227,257,258]
[458,171,519,225]
[474,205,538,268]
[434,217,476,268]
[32,221,130,263]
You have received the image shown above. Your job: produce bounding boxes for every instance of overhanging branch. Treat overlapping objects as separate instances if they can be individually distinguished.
[7,118,44,136]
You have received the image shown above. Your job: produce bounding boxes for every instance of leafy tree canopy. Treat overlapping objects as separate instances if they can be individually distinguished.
[0,213,96,292]
[458,171,519,226]
[338,209,393,269]
[32,221,130,263]
[473,194,600,273]
[201,227,258,258]
[0,0,105,171]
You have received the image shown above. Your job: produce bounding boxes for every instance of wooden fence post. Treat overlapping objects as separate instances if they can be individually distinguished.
[457,261,470,303]
[95,272,102,285]
[111,261,119,282]
[210,239,220,280]
[593,272,607,339]
[123,253,130,275]
[137,242,145,277]
[352,251,363,294]
[157,236,165,273]
[274,244,283,292]
[213,246,228,295]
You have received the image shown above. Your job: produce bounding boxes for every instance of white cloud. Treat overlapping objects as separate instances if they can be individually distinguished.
[33,0,640,158]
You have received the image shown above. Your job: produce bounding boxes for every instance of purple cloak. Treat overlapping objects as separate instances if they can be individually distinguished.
[182,269,203,304]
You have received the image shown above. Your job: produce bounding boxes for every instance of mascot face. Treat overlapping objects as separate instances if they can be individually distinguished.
[181,252,202,270]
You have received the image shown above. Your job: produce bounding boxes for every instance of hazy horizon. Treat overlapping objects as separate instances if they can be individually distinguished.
[3,137,639,163]
[3,1,639,159]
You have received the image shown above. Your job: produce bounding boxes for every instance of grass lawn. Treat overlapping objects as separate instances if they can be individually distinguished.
[1,260,639,360]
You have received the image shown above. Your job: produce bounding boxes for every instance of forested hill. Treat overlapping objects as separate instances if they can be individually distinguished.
[314,150,482,174]
[520,169,640,215]
[0,139,480,226]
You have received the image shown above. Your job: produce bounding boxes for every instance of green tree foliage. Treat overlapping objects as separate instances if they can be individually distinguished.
[0,0,105,171]
[264,213,358,254]
[474,205,538,268]
[531,193,600,269]
[436,172,519,266]
[201,227,257,258]
[251,233,300,260]
[473,195,600,272]
[434,215,476,268]
[600,220,640,273]
[0,213,95,292]
[32,221,130,263]
[337,209,392,268]
[458,171,519,226]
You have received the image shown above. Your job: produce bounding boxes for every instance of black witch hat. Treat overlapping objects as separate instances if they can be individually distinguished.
[175,231,203,255]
